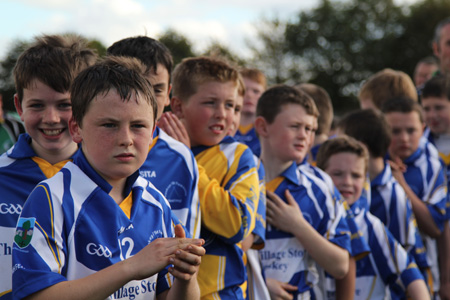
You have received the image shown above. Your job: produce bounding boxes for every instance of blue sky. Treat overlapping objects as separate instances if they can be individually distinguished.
[0,0,417,60]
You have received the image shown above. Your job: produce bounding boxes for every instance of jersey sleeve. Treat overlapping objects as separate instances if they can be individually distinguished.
[12,183,67,300]
[251,159,266,248]
[197,147,259,245]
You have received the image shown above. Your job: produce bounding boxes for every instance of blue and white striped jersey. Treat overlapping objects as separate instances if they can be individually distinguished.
[0,134,72,300]
[12,149,175,300]
[140,127,200,238]
[262,162,351,297]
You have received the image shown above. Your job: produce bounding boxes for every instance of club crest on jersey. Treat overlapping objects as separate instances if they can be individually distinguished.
[14,217,36,249]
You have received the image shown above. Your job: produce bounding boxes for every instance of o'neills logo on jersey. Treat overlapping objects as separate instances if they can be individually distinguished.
[0,203,22,214]
[86,243,112,258]
[14,217,35,249]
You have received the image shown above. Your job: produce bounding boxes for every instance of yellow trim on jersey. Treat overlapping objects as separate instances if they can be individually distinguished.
[119,192,133,219]
[32,157,71,179]
[0,290,11,297]
[198,255,226,299]
[238,123,254,135]
[439,152,450,166]
[148,135,159,152]
[265,176,285,192]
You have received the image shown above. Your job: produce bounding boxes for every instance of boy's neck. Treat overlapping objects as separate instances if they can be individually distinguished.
[260,150,294,182]
[368,156,385,181]
[239,112,256,127]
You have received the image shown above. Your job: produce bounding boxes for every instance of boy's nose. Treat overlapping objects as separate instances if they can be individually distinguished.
[214,105,226,119]
[43,107,60,124]
[119,127,133,146]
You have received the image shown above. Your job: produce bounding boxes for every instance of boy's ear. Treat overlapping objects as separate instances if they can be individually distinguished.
[164,84,172,107]
[170,96,184,119]
[254,116,269,138]
[432,41,440,57]
[69,117,82,144]
[14,94,24,120]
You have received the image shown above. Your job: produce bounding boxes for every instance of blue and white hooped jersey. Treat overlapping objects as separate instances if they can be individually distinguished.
[251,155,266,247]
[234,124,261,157]
[12,149,175,300]
[350,196,423,300]
[192,136,259,300]
[0,134,72,300]
[389,139,447,292]
[262,162,351,296]
[140,127,200,238]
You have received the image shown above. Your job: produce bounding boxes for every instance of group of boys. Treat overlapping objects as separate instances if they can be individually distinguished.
[3,18,450,300]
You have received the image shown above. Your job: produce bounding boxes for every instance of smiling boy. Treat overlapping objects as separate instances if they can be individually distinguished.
[0,34,97,300]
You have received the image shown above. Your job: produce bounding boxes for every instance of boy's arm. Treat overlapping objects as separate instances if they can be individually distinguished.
[390,161,442,238]
[24,232,204,300]
[406,280,431,300]
[438,221,450,300]
[335,256,356,300]
[266,190,349,279]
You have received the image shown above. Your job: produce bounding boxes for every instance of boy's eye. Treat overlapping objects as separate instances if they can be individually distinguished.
[131,123,146,129]
[58,102,72,109]
[225,102,234,109]
[102,123,116,128]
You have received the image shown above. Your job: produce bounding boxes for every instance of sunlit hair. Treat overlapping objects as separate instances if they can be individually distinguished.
[70,56,157,126]
[172,56,240,101]
[13,34,97,102]
[237,75,246,97]
[338,109,391,158]
[381,97,424,124]
[107,36,173,82]
[256,84,319,124]
[240,67,267,90]
[316,135,369,174]
[359,68,417,109]
[295,83,333,135]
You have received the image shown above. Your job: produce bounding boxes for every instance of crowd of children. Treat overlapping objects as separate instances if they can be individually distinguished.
[3,17,450,300]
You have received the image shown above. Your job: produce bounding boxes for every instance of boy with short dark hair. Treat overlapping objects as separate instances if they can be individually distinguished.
[382,97,449,298]
[317,135,429,300]
[12,56,205,300]
[107,36,200,238]
[0,34,97,300]
[170,56,260,299]
[254,85,351,299]
[338,109,431,297]
[234,67,266,157]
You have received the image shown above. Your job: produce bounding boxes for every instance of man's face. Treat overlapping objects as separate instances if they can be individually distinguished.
[414,62,438,87]
[433,23,450,74]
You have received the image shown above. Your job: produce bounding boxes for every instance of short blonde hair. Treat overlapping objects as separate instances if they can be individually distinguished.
[172,56,240,101]
[359,68,417,110]
[240,68,267,90]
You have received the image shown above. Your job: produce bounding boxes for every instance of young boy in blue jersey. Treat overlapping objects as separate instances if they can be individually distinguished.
[12,56,205,300]
[107,36,200,238]
[421,75,450,299]
[233,68,266,157]
[254,85,351,299]
[317,135,430,300]
[168,56,260,299]
[382,97,449,298]
[0,34,97,300]
[338,108,431,298]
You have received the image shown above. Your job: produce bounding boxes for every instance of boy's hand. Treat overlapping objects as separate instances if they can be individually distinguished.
[168,224,205,281]
[266,278,298,300]
[158,112,191,148]
[388,158,408,187]
[127,225,204,281]
[266,190,304,233]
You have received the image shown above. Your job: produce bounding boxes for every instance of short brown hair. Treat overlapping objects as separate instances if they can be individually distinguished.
[256,85,319,124]
[171,56,240,101]
[316,135,369,173]
[240,68,267,90]
[70,56,157,126]
[359,68,417,109]
[13,34,97,103]
[381,97,424,124]
[295,83,332,135]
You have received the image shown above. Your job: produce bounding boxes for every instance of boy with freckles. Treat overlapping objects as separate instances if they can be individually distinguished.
[12,56,205,300]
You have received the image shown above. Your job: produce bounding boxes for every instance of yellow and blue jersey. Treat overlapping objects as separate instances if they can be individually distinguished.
[0,134,72,300]
[350,194,424,300]
[234,124,261,157]
[140,127,200,238]
[192,136,259,300]
[262,162,351,298]
[12,149,175,300]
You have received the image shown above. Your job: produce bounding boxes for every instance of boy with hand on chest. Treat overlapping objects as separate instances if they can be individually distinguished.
[12,56,205,300]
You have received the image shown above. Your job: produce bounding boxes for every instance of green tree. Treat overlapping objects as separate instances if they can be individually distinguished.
[158,29,196,67]
[201,41,245,66]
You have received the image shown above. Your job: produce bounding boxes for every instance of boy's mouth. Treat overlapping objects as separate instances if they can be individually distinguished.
[41,129,64,136]
[210,125,224,134]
